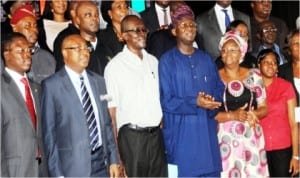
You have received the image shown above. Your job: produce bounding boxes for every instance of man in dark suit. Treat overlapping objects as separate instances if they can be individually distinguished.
[147,1,202,59]
[41,34,119,177]
[250,0,288,53]
[1,32,47,177]
[141,0,171,34]
[54,1,112,75]
[196,0,251,60]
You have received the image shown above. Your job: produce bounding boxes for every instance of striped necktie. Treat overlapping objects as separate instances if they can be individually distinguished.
[80,76,100,151]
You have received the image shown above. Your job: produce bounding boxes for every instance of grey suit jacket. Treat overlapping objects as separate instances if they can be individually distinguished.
[41,68,118,177]
[1,70,46,177]
[196,7,251,60]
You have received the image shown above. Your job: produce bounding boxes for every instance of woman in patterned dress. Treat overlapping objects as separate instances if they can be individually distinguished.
[215,30,269,178]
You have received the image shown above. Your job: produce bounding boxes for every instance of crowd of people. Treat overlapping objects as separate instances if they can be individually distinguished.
[1,0,299,177]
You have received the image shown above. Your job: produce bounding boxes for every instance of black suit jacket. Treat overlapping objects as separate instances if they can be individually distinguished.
[141,5,160,34]
[147,27,202,59]
[99,25,125,57]
[278,61,300,106]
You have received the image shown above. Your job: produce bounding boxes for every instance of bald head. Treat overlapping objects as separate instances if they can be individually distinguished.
[121,15,143,33]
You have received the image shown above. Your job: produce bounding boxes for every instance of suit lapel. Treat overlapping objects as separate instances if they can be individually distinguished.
[60,68,84,106]
[208,8,222,34]
[2,71,36,132]
[86,72,106,135]
[87,72,102,113]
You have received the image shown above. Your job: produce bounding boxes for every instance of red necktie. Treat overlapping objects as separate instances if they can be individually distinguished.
[20,77,37,129]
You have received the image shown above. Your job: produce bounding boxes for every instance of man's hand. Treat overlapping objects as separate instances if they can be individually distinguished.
[197,92,222,110]
[109,164,120,178]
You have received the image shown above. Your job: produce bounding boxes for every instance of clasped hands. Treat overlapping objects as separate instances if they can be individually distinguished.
[231,103,259,127]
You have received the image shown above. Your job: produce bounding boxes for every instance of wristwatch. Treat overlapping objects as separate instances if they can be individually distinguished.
[293,156,299,160]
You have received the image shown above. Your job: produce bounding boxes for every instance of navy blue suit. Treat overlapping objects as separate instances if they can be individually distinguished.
[41,68,118,177]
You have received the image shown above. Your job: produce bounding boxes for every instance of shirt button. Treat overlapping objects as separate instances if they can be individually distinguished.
[193,76,197,79]
[191,65,194,68]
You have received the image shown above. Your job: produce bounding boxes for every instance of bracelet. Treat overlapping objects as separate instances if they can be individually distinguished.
[293,156,299,160]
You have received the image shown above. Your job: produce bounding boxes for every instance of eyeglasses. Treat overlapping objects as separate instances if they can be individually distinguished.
[262,27,277,33]
[5,48,34,54]
[124,28,148,34]
[178,22,197,29]
[64,46,92,52]
[221,48,240,54]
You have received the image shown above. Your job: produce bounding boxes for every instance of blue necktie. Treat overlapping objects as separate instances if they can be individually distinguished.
[80,76,100,151]
[222,9,230,28]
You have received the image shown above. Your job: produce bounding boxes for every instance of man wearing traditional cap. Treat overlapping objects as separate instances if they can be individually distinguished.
[10,4,56,84]
[159,4,224,176]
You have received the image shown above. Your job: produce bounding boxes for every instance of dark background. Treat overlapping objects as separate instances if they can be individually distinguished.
[185,1,299,30]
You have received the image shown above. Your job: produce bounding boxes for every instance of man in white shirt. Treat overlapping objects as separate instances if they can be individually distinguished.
[104,15,167,177]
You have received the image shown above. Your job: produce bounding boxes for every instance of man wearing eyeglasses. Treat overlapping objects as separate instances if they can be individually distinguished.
[1,32,43,177]
[253,20,287,65]
[104,15,167,177]
[250,0,289,53]
[41,34,120,177]
[159,5,224,177]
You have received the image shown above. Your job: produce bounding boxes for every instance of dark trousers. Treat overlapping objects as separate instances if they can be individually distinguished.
[266,146,292,177]
[118,125,168,177]
[90,146,109,177]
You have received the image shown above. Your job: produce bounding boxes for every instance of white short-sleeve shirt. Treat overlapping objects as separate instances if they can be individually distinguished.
[104,45,162,131]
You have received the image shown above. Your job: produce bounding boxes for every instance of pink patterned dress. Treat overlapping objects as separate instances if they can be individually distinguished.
[218,69,269,178]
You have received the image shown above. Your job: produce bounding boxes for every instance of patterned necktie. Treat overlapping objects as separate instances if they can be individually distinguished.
[20,77,36,129]
[80,76,100,151]
[162,8,168,26]
[222,9,230,28]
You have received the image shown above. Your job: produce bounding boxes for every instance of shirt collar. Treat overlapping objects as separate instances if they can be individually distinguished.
[155,3,170,12]
[65,65,87,83]
[215,3,232,12]
[5,67,27,82]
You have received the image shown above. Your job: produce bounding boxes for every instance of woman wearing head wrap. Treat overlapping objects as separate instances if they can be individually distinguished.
[215,20,257,69]
[215,30,270,177]
[159,4,224,177]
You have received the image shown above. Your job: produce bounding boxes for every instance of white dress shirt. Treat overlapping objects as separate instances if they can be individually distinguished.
[214,4,234,34]
[155,3,171,27]
[65,66,102,146]
[5,68,36,110]
[104,45,162,131]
